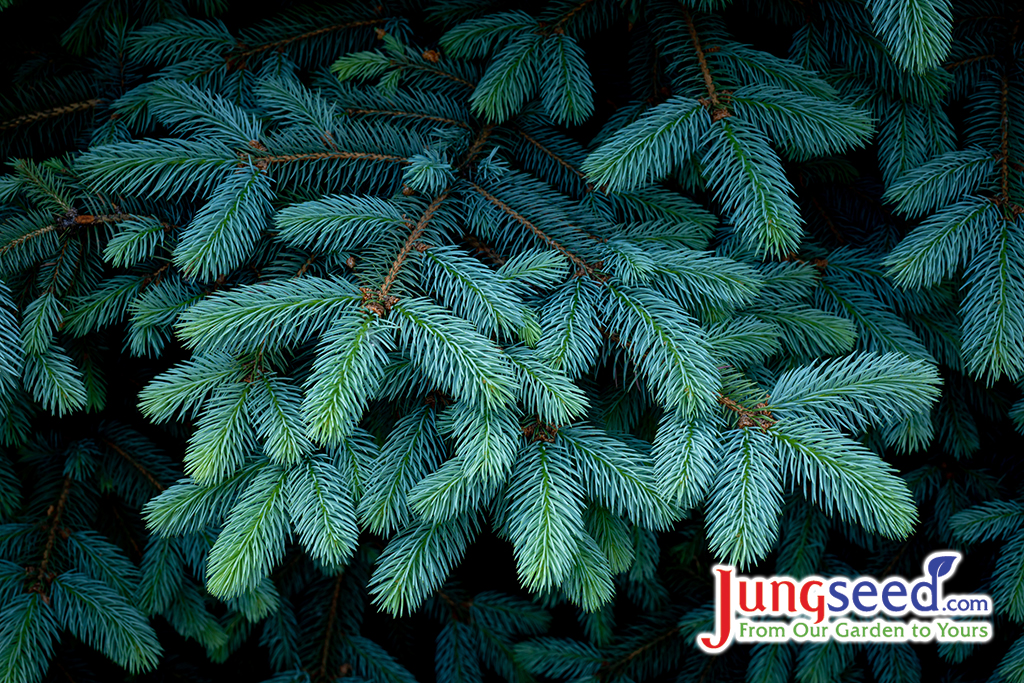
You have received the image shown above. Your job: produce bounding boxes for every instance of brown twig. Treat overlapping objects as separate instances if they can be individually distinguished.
[0,99,102,133]
[462,232,506,266]
[28,476,73,601]
[361,193,450,316]
[696,657,715,683]
[458,124,496,170]
[795,174,845,245]
[943,54,995,70]
[315,573,345,682]
[808,194,845,244]
[101,438,165,492]
[0,224,56,258]
[381,193,449,298]
[779,253,829,272]
[717,394,775,431]
[399,60,477,90]
[245,150,408,171]
[681,9,729,121]
[549,0,599,34]
[295,253,317,278]
[513,126,591,188]
[597,626,680,680]
[225,19,387,71]
[435,589,473,622]
[52,659,78,683]
[140,263,172,288]
[467,182,600,278]
[344,107,471,129]
[107,503,144,560]
[70,213,130,225]
[999,75,1011,207]
[880,542,910,577]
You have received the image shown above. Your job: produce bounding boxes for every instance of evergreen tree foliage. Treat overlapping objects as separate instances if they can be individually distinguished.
[0,0,1022,681]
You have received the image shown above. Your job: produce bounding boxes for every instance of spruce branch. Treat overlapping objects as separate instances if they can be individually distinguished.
[548,0,599,35]
[607,316,771,430]
[403,62,478,90]
[27,476,73,602]
[681,9,730,121]
[807,194,846,243]
[295,253,318,278]
[468,182,601,278]
[0,99,102,133]
[246,150,409,171]
[2,2,1021,678]
[595,625,681,681]
[42,236,77,296]
[378,31,483,90]
[382,194,450,299]
[513,125,591,189]
[459,124,497,170]
[8,160,77,214]
[314,572,345,683]
[944,53,995,69]
[362,191,451,316]
[462,232,507,266]
[225,19,388,71]
[343,107,472,129]
[0,224,56,259]
[999,74,1012,209]
[101,438,166,493]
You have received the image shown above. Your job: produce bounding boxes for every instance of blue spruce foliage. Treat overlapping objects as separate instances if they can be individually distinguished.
[0,0,1021,681]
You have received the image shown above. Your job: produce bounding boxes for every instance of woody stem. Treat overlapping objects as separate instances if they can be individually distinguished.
[315,572,345,682]
[379,192,450,298]
[681,9,724,113]
[999,75,1011,207]
[468,182,597,276]
[31,477,73,594]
